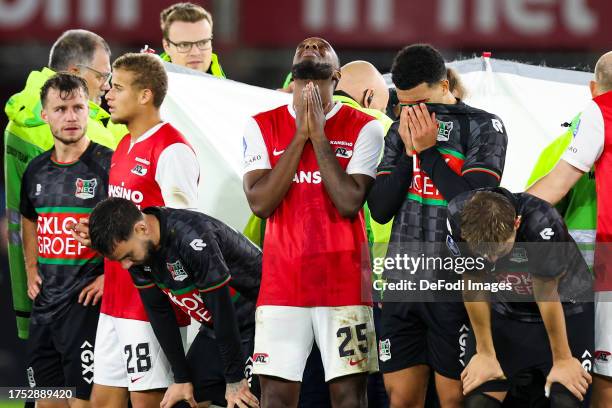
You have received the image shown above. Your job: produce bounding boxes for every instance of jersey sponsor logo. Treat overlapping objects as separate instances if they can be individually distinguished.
[459,324,470,367]
[595,350,611,364]
[334,147,353,159]
[35,184,42,196]
[131,164,148,176]
[379,339,391,362]
[108,182,144,206]
[446,235,461,257]
[252,353,269,364]
[509,247,528,263]
[244,154,262,166]
[37,213,96,260]
[540,227,555,240]
[293,170,321,184]
[81,340,94,384]
[498,272,533,295]
[75,178,98,199]
[190,239,207,251]
[408,153,464,205]
[272,148,285,156]
[437,120,453,141]
[27,367,36,387]
[167,260,188,282]
[162,287,213,324]
[135,157,150,165]
[491,118,504,133]
[329,140,353,147]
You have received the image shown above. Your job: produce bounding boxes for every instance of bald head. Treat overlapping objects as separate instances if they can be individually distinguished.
[336,60,389,112]
[594,51,612,94]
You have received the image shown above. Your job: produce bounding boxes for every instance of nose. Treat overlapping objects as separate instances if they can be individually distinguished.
[121,260,133,269]
[101,80,111,92]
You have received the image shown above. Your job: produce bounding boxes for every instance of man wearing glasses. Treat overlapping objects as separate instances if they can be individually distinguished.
[4,29,126,343]
[158,2,225,78]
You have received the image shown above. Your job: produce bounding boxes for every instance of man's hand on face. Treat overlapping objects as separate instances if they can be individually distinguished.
[398,106,416,157]
[406,103,438,153]
[306,82,326,141]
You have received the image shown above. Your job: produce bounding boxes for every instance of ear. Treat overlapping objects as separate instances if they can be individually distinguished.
[139,89,154,106]
[67,65,81,75]
[514,215,522,231]
[162,39,171,55]
[332,70,341,89]
[439,79,450,94]
[589,80,598,98]
[363,89,374,108]
[40,107,48,123]
[134,220,147,236]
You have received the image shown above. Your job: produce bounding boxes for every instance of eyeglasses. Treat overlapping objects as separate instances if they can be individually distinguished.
[166,37,213,53]
[76,64,112,84]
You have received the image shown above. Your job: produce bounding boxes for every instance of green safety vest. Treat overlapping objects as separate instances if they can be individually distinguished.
[160,52,226,79]
[243,95,394,254]
[526,114,596,268]
[4,67,127,339]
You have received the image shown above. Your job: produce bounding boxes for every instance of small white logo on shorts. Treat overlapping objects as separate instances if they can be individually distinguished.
[582,350,593,372]
[540,227,554,240]
[253,353,269,364]
[190,239,207,251]
[27,367,36,387]
[379,339,391,362]
[244,356,254,387]
[35,184,42,196]
[81,340,94,384]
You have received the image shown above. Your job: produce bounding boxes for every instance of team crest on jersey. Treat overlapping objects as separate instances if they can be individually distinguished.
[131,164,148,176]
[75,178,97,199]
[167,260,188,282]
[437,120,453,141]
[335,147,353,159]
[379,339,391,362]
[509,247,528,263]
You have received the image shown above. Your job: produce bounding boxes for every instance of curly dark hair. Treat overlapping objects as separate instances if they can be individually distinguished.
[40,73,89,107]
[391,44,447,91]
[89,198,143,257]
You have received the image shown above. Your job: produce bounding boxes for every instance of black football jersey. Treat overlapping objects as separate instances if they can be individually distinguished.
[20,142,112,324]
[129,207,261,332]
[446,187,593,322]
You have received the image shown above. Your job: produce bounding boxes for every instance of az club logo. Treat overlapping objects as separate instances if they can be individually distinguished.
[131,164,147,176]
[253,353,269,364]
[335,147,353,158]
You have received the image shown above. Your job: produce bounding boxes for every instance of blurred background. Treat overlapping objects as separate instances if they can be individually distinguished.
[0,0,610,386]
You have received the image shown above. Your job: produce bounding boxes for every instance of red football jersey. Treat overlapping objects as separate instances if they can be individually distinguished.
[250,104,377,306]
[102,122,195,324]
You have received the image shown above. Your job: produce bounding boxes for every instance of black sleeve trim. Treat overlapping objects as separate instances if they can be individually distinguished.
[205,285,245,383]
[138,286,191,383]
[419,147,500,202]
[367,154,413,224]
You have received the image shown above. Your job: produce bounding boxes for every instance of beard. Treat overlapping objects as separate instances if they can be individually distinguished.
[291,60,334,81]
[51,125,87,145]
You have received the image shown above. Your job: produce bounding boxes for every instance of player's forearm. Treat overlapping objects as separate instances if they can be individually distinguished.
[463,275,495,355]
[21,217,38,274]
[243,135,307,218]
[138,287,192,382]
[419,148,499,201]
[533,277,572,361]
[527,161,584,205]
[310,133,370,218]
[205,286,245,382]
[367,154,414,224]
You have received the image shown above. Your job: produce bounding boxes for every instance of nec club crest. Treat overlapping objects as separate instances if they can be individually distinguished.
[75,178,97,199]
[167,260,188,282]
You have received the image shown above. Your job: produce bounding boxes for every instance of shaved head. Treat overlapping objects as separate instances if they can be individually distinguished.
[595,51,612,93]
[336,60,389,112]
